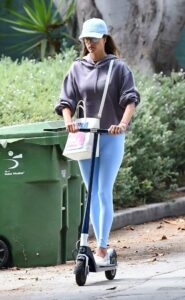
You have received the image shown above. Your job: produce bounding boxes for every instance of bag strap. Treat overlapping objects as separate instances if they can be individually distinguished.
[97,59,114,118]
[76,99,86,119]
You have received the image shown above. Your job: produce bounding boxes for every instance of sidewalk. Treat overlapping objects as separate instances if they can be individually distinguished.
[0,252,185,300]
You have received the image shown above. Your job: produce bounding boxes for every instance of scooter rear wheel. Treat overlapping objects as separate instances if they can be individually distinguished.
[75,260,87,286]
[105,250,117,280]
[105,268,117,280]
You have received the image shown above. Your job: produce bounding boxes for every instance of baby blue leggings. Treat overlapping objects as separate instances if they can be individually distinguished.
[78,133,125,248]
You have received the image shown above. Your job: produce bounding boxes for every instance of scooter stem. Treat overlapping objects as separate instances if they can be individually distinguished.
[80,132,98,246]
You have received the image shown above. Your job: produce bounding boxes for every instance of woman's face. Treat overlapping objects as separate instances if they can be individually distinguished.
[83,37,106,55]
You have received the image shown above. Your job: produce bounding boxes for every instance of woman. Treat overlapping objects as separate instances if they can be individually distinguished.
[55,18,140,266]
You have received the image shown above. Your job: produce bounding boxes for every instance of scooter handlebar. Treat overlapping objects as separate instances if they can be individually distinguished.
[78,128,109,134]
[43,128,109,134]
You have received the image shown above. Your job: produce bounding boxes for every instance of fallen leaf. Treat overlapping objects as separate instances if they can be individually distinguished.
[161,235,167,240]
[164,218,185,226]
[178,227,185,231]
[163,219,172,224]
[154,252,165,257]
[157,225,163,229]
[106,286,117,290]
[125,226,135,231]
[145,257,157,263]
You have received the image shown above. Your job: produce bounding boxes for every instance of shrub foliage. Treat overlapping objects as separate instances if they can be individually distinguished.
[114,71,185,208]
[0,48,76,125]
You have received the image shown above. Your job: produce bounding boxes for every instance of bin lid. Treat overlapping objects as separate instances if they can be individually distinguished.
[0,121,67,148]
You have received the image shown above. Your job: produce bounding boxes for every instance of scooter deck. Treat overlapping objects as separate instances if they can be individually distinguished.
[95,264,118,272]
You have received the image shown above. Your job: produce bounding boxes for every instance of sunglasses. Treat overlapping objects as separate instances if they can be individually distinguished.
[83,37,100,43]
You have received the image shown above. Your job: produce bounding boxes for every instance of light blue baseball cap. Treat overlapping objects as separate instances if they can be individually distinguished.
[79,18,108,41]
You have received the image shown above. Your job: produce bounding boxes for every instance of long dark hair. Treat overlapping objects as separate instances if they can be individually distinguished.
[80,35,121,58]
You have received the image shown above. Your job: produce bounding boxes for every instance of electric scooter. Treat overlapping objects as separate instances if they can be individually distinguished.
[44,127,117,286]
[74,128,117,286]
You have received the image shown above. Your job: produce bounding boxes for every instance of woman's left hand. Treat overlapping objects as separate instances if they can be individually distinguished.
[108,123,127,135]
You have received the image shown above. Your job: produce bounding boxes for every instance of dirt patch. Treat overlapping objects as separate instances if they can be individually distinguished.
[89,216,185,263]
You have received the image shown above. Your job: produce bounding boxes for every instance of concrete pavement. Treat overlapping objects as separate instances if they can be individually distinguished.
[0,252,185,300]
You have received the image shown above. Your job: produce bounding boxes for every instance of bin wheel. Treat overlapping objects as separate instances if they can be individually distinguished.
[105,251,117,280]
[75,260,87,286]
[0,240,9,268]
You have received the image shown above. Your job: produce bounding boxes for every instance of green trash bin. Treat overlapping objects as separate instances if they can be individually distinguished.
[0,121,84,268]
[66,160,86,260]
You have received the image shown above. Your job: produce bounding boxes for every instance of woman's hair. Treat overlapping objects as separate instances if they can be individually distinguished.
[80,35,121,58]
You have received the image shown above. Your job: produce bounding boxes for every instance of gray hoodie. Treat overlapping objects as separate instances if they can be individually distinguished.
[55,54,140,128]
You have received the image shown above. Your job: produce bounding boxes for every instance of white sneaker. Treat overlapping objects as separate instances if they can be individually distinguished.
[94,254,110,266]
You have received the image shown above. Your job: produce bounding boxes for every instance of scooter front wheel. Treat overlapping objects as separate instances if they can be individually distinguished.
[75,260,87,286]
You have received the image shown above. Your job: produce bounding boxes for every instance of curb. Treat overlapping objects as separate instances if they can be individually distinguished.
[89,196,185,237]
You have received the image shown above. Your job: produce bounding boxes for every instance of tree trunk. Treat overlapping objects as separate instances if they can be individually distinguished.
[76,0,185,74]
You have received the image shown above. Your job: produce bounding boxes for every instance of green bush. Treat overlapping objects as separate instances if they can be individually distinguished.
[0,52,184,208]
[0,48,76,126]
[114,71,185,208]
[148,72,185,180]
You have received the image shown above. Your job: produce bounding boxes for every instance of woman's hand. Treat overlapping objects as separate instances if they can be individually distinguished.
[108,123,127,135]
[65,121,78,133]
[62,107,78,133]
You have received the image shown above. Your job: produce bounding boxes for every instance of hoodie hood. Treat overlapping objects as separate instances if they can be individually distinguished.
[79,53,117,69]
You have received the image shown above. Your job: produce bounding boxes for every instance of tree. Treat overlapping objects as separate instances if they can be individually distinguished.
[76,0,185,74]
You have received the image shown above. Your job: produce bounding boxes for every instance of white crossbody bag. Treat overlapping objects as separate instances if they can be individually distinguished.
[63,59,114,161]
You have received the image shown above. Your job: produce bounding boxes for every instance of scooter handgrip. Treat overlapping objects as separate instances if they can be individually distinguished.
[43,128,66,132]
